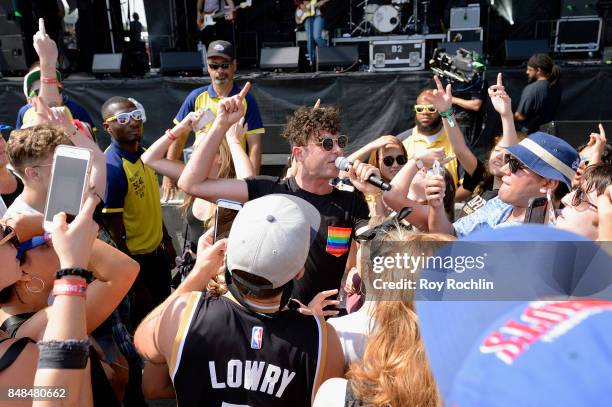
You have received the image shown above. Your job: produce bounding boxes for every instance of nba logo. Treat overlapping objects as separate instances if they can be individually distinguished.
[251,326,263,350]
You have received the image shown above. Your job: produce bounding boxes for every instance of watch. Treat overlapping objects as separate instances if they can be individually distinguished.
[415,159,424,170]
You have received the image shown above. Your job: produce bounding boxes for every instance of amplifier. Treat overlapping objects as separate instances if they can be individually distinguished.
[450,5,480,29]
[369,39,425,72]
[554,17,602,52]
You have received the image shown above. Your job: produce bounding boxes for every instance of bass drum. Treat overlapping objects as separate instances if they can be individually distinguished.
[372,5,400,34]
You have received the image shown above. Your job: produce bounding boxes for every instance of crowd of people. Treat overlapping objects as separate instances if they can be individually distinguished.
[0,18,611,407]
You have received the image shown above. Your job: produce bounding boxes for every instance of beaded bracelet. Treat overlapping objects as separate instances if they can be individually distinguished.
[41,77,60,84]
[55,268,94,284]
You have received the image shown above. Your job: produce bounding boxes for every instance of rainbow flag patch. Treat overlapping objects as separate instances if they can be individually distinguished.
[326,226,352,257]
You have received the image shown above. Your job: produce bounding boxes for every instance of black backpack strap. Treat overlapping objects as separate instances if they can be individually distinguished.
[0,312,35,338]
[0,337,34,372]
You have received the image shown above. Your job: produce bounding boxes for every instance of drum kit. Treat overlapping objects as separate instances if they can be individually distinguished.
[349,0,429,36]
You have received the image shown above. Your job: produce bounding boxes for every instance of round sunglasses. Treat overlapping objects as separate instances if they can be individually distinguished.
[382,155,407,167]
[316,135,348,151]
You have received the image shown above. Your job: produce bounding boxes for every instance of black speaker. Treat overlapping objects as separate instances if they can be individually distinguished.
[316,45,359,71]
[92,53,123,76]
[0,34,27,73]
[160,52,203,76]
[260,47,300,69]
[504,40,550,63]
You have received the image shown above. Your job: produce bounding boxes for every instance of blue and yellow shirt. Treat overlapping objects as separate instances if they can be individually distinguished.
[173,84,265,149]
[102,142,163,255]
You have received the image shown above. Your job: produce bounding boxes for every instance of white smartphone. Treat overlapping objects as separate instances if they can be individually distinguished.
[43,145,92,232]
[193,108,215,132]
[214,199,242,242]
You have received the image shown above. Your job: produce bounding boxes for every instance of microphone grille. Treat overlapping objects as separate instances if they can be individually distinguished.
[335,156,350,171]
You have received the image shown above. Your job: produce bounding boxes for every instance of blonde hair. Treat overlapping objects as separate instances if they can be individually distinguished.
[181,138,236,225]
[347,229,455,406]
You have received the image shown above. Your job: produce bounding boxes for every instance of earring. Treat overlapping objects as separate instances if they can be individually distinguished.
[25,275,45,294]
[546,189,556,225]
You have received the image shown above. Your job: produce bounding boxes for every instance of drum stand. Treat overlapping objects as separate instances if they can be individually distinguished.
[350,0,371,36]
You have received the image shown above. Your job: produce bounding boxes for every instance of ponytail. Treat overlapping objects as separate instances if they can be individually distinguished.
[527,53,560,85]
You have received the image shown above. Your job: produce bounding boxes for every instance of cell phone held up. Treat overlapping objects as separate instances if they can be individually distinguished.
[193,108,215,132]
[43,145,92,232]
[213,199,242,242]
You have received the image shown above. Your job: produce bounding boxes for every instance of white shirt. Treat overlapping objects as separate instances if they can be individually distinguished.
[328,304,373,369]
[4,195,41,218]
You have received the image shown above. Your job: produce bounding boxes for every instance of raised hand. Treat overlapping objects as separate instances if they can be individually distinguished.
[424,173,446,208]
[51,191,100,270]
[415,147,446,169]
[425,75,452,113]
[294,289,340,317]
[29,96,74,130]
[226,117,248,145]
[33,18,58,66]
[216,82,251,129]
[488,73,512,117]
[582,124,608,165]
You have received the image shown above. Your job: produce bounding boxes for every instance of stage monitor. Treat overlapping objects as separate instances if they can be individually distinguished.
[260,47,300,70]
[316,46,359,71]
[504,40,550,63]
[92,53,123,76]
[160,52,203,76]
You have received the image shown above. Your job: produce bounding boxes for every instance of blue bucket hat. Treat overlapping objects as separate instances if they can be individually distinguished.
[505,132,580,189]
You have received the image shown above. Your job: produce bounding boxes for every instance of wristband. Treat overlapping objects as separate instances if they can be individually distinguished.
[38,340,90,370]
[41,77,60,85]
[166,128,178,141]
[365,191,382,202]
[439,108,456,128]
[55,268,94,283]
[52,279,87,298]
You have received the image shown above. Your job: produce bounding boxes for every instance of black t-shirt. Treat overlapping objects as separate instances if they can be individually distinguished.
[460,159,498,217]
[1,172,24,209]
[516,79,562,134]
[245,176,370,303]
[452,77,487,146]
[173,294,322,407]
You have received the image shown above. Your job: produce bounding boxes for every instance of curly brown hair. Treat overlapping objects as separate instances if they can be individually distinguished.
[281,106,341,147]
[7,125,72,175]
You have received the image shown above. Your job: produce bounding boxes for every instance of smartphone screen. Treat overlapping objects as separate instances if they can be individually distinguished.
[45,154,90,225]
[214,200,242,242]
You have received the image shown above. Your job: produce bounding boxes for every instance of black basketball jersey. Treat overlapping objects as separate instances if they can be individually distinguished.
[171,292,327,406]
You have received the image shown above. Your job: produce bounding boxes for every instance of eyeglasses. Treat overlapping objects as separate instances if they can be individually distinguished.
[0,225,19,248]
[570,186,598,212]
[382,155,407,167]
[414,104,437,114]
[504,155,527,174]
[208,62,231,70]
[316,135,348,151]
[104,109,144,125]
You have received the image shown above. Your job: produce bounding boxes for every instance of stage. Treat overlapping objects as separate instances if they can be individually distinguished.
[1,65,611,169]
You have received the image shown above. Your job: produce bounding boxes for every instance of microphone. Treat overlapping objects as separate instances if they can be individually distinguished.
[335,157,392,191]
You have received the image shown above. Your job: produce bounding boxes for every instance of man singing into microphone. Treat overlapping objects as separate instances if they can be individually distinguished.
[178,94,383,303]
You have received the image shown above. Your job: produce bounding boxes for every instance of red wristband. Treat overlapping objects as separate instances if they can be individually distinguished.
[52,279,87,298]
[41,77,60,85]
[166,128,178,141]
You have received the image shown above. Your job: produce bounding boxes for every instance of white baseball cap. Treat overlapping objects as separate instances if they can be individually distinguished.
[226,194,320,290]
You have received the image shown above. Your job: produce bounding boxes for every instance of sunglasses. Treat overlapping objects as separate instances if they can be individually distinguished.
[504,155,527,174]
[208,62,231,70]
[0,225,19,248]
[570,186,598,212]
[382,155,407,167]
[316,135,348,151]
[414,104,437,114]
[105,109,144,125]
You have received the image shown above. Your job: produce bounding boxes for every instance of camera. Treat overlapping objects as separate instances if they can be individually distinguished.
[429,48,485,84]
